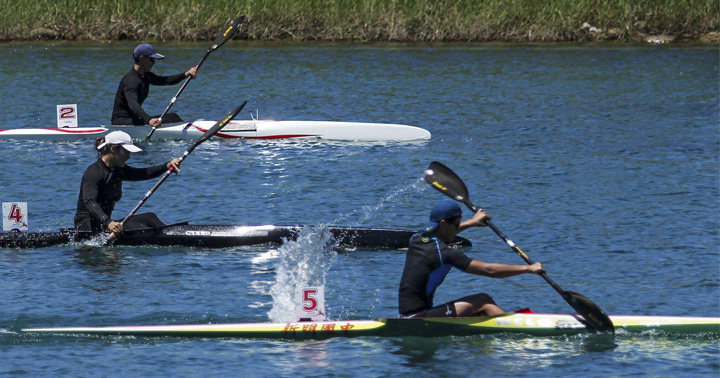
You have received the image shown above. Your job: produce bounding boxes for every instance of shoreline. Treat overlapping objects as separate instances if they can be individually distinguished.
[6,28,720,45]
[2,1,718,45]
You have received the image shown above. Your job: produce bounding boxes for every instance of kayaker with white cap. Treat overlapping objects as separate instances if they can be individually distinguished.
[111,43,197,127]
[74,131,182,236]
[398,200,545,318]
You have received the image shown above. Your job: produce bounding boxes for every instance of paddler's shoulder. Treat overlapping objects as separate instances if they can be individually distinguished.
[85,158,106,170]
[410,232,437,244]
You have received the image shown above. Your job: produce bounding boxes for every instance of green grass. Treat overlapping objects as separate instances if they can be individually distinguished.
[1,0,717,41]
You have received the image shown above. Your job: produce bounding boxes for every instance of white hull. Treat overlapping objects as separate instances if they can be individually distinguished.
[0,120,431,142]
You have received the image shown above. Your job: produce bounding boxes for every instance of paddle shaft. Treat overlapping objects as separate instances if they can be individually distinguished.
[463,201,576,298]
[144,16,244,141]
[153,50,210,125]
[103,101,247,245]
[424,161,614,333]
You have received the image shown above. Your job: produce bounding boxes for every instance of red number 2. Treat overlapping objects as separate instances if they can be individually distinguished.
[59,107,75,119]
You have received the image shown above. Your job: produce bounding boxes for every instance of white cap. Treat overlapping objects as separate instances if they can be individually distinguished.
[97,131,142,153]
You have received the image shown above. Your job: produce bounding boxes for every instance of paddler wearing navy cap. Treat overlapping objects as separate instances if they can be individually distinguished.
[74,131,182,237]
[111,43,197,127]
[398,200,546,318]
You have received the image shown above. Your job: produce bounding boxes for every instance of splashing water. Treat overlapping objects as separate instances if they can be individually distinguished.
[267,178,427,321]
[334,178,427,226]
[268,224,338,322]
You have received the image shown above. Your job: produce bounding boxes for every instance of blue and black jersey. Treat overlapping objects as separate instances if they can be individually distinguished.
[398,233,473,316]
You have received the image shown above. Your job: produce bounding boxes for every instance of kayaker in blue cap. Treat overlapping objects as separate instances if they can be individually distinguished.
[398,200,545,318]
[111,43,197,127]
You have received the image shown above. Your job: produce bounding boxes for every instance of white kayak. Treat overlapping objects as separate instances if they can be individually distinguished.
[0,120,431,142]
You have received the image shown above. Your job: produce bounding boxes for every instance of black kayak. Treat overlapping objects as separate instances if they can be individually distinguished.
[0,224,472,249]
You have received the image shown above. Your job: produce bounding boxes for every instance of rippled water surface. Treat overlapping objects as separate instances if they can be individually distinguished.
[0,42,718,377]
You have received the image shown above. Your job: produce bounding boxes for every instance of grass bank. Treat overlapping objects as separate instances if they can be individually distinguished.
[1,0,718,42]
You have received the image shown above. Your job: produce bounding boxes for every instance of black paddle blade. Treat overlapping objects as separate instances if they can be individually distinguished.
[424,161,475,210]
[211,16,245,51]
[563,291,615,333]
[193,101,247,147]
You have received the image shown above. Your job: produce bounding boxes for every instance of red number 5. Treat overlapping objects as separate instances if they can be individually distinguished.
[302,288,318,311]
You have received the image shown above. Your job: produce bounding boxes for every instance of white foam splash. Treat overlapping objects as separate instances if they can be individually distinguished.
[267,225,338,322]
[266,178,427,321]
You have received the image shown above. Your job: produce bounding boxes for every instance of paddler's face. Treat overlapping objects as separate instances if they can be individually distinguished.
[437,217,461,243]
[138,56,155,71]
[111,145,131,167]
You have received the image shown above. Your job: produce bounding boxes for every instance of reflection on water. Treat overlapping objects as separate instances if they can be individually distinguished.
[390,336,446,365]
[73,248,124,275]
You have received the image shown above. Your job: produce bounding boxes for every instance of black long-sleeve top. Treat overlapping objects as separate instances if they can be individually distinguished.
[111,69,186,125]
[74,159,168,232]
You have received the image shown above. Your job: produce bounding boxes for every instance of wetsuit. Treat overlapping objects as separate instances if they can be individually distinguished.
[74,159,169,233]
[398,233,473,317]
[111,69,186,125]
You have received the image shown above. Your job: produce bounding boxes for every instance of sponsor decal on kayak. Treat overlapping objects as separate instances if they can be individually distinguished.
[494,316,585,329]
[185,230,212,236]
[282,322,356,334]
[181,226,275,237]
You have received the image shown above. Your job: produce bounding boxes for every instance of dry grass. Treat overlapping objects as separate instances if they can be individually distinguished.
[0,0,717,42]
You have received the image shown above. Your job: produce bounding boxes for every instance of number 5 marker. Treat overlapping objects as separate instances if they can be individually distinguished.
[295,286,326,322]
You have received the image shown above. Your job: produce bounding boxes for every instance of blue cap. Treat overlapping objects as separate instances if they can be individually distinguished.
[133,43,165,60]
[425,200,462,232]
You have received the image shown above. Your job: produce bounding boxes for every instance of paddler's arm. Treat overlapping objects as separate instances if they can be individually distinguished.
[123,86,153,125]
[149,68,196,86]
[145,69,197,126]
[80,176,114,232]
[465,260,545,278]
[122,158,183,181]
[458,209,491,232]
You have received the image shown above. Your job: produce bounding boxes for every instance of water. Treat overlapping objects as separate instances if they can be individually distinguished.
[0,42,718,377]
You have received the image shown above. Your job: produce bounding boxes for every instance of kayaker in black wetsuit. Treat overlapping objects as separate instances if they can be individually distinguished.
[111,43,197,126]
[398,200,545,318]
[74,131,182,237]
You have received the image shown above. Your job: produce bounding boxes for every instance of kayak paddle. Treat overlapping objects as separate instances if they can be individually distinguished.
[103,100,247,246]
[144,16,245,141]
[423,161,615,334]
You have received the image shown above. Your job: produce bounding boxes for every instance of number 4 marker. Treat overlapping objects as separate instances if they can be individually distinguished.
[3,202,28,231]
